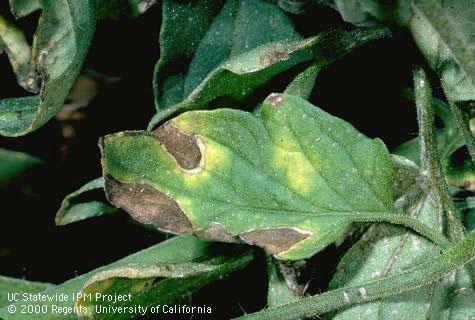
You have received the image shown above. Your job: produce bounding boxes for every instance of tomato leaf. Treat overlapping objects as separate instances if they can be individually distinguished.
[102,93,396,260]
[153,0,299,112]
[411,0,475,102]
[55,177,118,226]
[328,175,448,320]
[0,148,41,187]
[0,235,253,320]
[76,247,253,320]
[266,256,303,308]
[0,276,54,308]
[0,14,38,92]
[0,0,96,137]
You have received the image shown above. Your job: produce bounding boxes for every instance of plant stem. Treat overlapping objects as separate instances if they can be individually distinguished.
[234,229,475,320]
[442,79,475,285]
[448,101,475,168]
[313,210,451,249]
[347,212,452,250]
[414,67,465,242]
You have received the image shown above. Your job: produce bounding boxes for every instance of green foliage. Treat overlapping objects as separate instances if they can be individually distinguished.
[0,277,54,308]
[0,236,252,320]
[0,0,97,136]
[266,257,302,308]
[149,27,391,128]
[153,0,299,112]
[324,0,475,103]
[55,177,117,226]
[0,148,40,187]
[329,182,447,319]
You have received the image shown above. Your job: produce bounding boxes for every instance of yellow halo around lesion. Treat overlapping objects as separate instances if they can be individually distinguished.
[273,145,315,195]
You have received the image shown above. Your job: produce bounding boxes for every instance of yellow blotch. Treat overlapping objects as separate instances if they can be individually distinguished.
[273,146,315,194]
[180,138,230,188]
[174,196,196,221]
[172,114,201,134]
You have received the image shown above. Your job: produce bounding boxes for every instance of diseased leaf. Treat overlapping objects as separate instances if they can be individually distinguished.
[182,0,299,98]
[76,248,253,320]
[329,177,449,320]
[0,276,54,308]
[0,148,41,187]
[0,235,253,320]
[0,14,38,92]
[149,27,390,128]
[151,0,390,127]
[55,177,118,226]
[0,0,96,137]
[102,93,396,260]
[153,0,299,112]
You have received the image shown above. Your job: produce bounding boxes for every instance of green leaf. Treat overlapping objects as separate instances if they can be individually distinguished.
[76,248,253,320]
[0,148,41,187]
[102,93,396,260]
[151,0,391,127]
[463,207,475,232]
[331,0,411,27]
[0,14,38,92]
[0,235,253,320]
[0,276,54,308]
[409,0,475,102]
[328,66,473,320]
[183,0,299,98]
[95,0,153,19]
[325,0,475,102]
[0,0,96,137]
[153,0,224,109]
[153,0,299,112]
[329,180,448,320]
[149,27,390,128]
[277,0,307,15]
[8,0,41,18]
[266,256,302,308]
[284,64,320,99]
[444,156,475,192]
[236,229,475,320]
[448,269,475,320]
[55,177,118,226]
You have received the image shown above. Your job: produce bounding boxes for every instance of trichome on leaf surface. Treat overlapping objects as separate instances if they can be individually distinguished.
[1,0,475,319]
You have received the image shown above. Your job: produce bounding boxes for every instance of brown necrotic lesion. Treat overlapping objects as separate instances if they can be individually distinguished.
[153,122,203,171]
[104,176,193,234]
[240,227,311,255]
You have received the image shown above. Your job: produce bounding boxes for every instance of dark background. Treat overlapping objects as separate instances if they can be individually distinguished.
[0,3,429,318]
